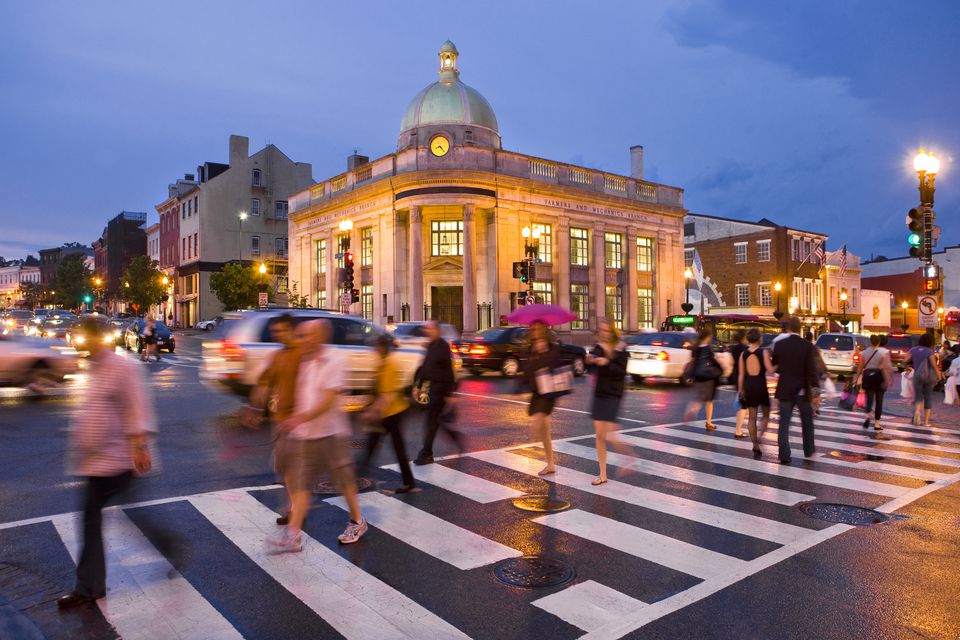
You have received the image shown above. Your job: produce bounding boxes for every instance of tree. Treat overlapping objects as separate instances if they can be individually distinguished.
[54,253,92,309]
[121,256,167,315]
[287,281,310,308]
[20,281,45,309]
[209,262,264,311]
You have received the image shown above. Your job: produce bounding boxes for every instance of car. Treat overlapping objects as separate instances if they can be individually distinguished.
[458,326,588,378]
[625,331,734,385]
[200,310,429,405]
[387,321,460,347]
[38,314,78,340]
[885,333,919,371]
[66,316,118,355]
[195,316,223,331]
[815,333,871,376]
[124,318,176,353]
[0,332,79,389]
[2,310,34,335]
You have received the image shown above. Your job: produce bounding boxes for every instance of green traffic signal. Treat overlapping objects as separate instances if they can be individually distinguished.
[83,295,92,303]
[908,233,921,247]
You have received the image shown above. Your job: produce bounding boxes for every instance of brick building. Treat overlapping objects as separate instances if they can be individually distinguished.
[91,211,148,299]
[38,244,93,288]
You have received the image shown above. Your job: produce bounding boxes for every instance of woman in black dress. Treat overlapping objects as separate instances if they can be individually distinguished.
[737,328,773,458]
[522,321,560,476]
[683,328,722,430]
[587,319,629,485]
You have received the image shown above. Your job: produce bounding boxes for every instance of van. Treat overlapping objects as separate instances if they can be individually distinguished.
[815,333,871,375]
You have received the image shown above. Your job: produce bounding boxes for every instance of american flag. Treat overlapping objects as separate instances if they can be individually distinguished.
[839,244,848,277]
[814,241,825,265]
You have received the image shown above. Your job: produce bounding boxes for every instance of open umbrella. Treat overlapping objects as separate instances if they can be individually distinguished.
[506,303,577,327]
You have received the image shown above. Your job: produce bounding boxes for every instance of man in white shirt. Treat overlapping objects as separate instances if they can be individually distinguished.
[269,319,366,553]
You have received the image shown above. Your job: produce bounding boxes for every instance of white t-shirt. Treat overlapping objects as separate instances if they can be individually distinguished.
[289,347,349,440]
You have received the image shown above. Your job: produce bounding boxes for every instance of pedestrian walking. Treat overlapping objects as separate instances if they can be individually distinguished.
[771,316,820,464]
[683,328,722,430]
[729,331,749,437]
[908,333,942,426]
[945,344,960,406]
[737,328,773,458]
[141,313,160,362]
[268,319,367,552]
[523,320,561,476]
[587,319,629,485]
[805,332,828,415]
[58,318,155,609]
[361,334,416,493]
[413,320,462,466]
[855,334,893,431]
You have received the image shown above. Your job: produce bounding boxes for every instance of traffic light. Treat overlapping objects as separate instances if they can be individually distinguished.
[83,295,92,304]
[512,262,525,279]
[344,252,355,290]
[351,288,360,303]
[519,262,529,284]
[907,207,924,258]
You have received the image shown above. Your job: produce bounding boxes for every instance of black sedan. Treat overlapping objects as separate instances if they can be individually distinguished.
[459,326,587,377]
[124,319,176,353]
[38,315,78,340]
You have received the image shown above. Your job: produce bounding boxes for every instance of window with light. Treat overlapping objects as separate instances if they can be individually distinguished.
[758,283,772,306]
[532,281,553,305]
[570,228,589,266]
[637,237,654,272]
[532,223,552,263]
[571,284,589,329]
[361,227,373,266]
[431,220,463,256]
[361,285,373,320]
[638,288,654,328]
[605,286,623,328]
[604,233,623,269]
[316,239,326,274]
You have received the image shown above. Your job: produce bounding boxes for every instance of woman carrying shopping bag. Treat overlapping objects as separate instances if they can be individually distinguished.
[587,319,629,485]
[683,328,723,430]
[909,333,943,426]
[855,334,893,431]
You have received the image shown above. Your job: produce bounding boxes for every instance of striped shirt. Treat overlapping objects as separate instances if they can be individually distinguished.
[68,352,156,477]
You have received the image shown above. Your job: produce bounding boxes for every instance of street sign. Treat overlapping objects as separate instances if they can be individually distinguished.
[918,295,938,328]
[340,291,352,307]
[525,294,536,305]
[258,292,268,309]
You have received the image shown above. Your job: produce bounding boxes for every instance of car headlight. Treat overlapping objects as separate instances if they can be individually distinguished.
[103,334,114,345]
[74,335,86,345]
[113,330,121,338]
[45,330,55,337]
[4,319,13,327]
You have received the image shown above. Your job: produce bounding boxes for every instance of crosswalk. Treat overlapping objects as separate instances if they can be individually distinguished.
[4,407,959,640]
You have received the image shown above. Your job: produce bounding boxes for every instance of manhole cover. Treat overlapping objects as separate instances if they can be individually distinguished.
[314,477,373,494]
[512,495,571,512]
[799,502,908,526]
[493,556,575,589]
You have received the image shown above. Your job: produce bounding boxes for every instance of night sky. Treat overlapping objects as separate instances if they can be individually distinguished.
[2,0,957,262]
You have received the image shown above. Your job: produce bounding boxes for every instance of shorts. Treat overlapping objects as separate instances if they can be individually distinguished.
[274,435,353,494]
[590,395,622,422]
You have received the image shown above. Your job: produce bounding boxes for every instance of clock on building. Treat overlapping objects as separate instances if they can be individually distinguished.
[430,135,450,157]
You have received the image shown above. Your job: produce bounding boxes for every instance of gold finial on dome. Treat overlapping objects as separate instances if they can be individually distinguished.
[438,40,459,81]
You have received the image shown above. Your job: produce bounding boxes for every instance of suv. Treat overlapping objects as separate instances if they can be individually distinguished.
[815,333,871,375]
[201,310,427,403]
[885,333,919,371]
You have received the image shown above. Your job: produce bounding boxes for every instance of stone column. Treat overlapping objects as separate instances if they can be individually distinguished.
[408,206,424,320]
[462,204,477,333]
[626,228,638,331]
[326,228,336,307]
[592,223,606,331]
[555,215,570,323]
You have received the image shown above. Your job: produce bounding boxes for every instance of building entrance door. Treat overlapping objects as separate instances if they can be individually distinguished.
[429,286,463,330]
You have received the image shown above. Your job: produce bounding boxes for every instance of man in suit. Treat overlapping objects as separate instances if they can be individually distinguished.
[771,316,819,464]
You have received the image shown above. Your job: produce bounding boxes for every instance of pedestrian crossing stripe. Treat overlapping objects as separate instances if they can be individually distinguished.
[4,415,959,640]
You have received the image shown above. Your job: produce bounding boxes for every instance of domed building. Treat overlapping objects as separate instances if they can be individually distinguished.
[289,42,686,337]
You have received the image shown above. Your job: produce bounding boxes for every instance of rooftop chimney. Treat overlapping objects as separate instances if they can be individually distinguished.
[229,135,249,166]
[347,152,369,171]
[630,145,644,180]
[184,173,195,181]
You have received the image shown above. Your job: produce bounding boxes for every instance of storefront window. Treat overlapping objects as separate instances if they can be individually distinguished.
[605,285,623,328]
[571,228,589,266]
[605,233,622,269]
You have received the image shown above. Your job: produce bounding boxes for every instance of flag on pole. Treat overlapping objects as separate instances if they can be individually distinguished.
[814,241,825,266]
[839,244,848,277]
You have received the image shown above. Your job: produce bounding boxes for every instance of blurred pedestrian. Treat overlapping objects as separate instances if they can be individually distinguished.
[683,328,722,430]
[141,313,160,362]
[523,320,561,476]
[909,333,942,426]
[587,319,629,485]
[856,334,893,431]
[362,334,416,493]
[413,320,462,466]
[771,316,820,464]
[737,328,773,458]
[728,330,749,437]
[805,332,828,415]
[58,318,155,609]
[269,319,367,552]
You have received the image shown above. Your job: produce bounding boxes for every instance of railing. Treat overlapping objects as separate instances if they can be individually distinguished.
[529,159,557,178]
[605,175,626,192]
[637,183,657,201]
[331,175,347,193]
[355,165,372,183]
[569,168,592,185]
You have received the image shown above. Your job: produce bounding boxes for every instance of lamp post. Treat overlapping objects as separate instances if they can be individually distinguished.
[238,211,248,263]
[912,150,940,270]
[681,267,694,314]
[773,281,784,320]
[938,306,945,339]
[839,290,849,332]
[900,300,909,333]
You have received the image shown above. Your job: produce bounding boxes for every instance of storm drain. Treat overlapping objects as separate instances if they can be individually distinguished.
[313,477,373,494]
[511,495,571,513]
[799,502,909,526]
[493,556,575,589]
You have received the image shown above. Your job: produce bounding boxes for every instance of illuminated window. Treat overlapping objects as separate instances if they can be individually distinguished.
[736,284,750,306]
[316,239,326,274]
[318,290,327,309]
[637,237,654,272]
[532,281,553,305]
[638,288,654,328]
[532,223,552,263]
[361,284,373,320]
[758,283,772,306]
[431,220,463,256]
[571,284,589,329]
[570,228,588,266]
[604,233,622,269]
[605,285,623,328]
[734,242,747,264]
[361,227,373,266]
[337,234,349,268]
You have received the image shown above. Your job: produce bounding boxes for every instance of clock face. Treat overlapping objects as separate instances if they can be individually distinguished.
[430,135,450,157]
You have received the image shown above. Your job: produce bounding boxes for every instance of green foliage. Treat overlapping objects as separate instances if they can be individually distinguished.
[20,281,45,309]
[287,281,310,309]
[54,253,92,308]
[121,256,167,313]
[209,262,264,311]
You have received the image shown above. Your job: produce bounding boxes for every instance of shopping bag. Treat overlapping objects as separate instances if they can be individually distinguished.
[945,376,958,405]
[732,394,742,411]
[855,390,867,408]
[535,366,573,399]
[822,376,839,399]
[900,371,915,401]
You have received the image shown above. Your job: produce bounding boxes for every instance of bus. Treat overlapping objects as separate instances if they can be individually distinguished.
[660,314,781,344]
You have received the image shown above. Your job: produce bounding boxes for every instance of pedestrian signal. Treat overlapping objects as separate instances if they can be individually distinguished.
[924,278,940,293]
[351,288,360,303]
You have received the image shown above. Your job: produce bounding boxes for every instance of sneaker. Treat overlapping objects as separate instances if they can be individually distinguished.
[338,518,368,545]
[266,528,302,554]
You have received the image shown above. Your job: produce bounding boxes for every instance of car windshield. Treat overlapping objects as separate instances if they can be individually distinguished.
[816,335,854,351]
[886,336,914,349]
[474,328,510,341]
[627,333,691,349]
[392,324,426,338]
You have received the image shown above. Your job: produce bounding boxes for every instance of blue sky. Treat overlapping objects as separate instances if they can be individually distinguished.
[1,0,957,262]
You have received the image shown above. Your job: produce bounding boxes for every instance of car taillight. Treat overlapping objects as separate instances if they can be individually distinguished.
[853,353,860,362]
[469,345,489,355]
[656,350,669,361]
[220,339,245,361]
[450,344,459,354]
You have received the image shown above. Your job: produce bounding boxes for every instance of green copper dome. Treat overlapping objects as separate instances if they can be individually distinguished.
[399,42,499,136]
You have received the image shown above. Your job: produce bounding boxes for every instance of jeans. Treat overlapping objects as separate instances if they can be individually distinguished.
[75,472,134,597]
[365,410,414,486]
[418,382,458,459]
[864,386,885,420]
[778,398,815,460]
[913,377,934,409]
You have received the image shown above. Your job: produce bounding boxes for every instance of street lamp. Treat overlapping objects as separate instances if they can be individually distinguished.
[238,211,248,263]
[258,262,267,275]
[681,267,694,314]
[773,281,784,320]
[839,290,849,331]
[900,300,909,332]
[938,306,945,339]
[161,276,169,286]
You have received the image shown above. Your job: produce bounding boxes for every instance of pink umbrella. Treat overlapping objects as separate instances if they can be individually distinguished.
[506,303,577,327]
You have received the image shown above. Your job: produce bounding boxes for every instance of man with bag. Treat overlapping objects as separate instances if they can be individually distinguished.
[771,316,820,464]
[855,334,893,431]
[414,320,462,466]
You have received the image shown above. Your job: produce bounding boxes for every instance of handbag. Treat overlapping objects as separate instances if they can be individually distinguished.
[693,349,722,381]
[859,350,883,390]
[535,366,573,399]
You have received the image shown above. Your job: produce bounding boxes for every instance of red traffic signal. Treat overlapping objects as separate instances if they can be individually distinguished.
[344,252,354,264]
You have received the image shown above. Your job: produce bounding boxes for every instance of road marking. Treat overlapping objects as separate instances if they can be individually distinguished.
[531,580,648,633]
[52,510,243,640]
[648,426,951,483]
[550,440,815,506]
[381,461,525,503]
[534,509,747,580]
[820,408,960,436]
[471,450,812,545]
[191,491,470,640]
[326,491,522,570]
[454,391,647,424]
[613,433,911,497]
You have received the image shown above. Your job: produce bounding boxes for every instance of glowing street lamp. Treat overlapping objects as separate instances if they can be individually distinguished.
[839,290,849,331]
[773,281,784,320]
[900,300,909,332]
[258,263,267,275]
[238,211,248,262]
[681,267,694,314]
[161,276,169,286]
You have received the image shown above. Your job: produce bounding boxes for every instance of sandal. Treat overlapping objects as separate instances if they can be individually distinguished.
[705,423,718,431]
[734,432,748,439]
[537,466,556,477]
[591,477,607,486]
[752,448,762,459]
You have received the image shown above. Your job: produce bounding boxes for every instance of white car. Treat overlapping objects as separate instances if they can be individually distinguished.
[815,333,871,375]
[195,316,223,331]
[0,333,79,388]
[625,331,733,385]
